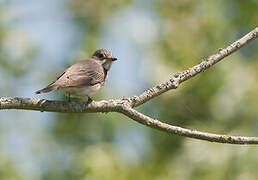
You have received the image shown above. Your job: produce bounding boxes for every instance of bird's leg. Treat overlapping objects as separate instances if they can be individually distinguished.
[68,93,71,102]
[87,96,93,104]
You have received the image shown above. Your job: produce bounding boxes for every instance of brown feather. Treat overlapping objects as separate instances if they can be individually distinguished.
[52,59,105,89]
[35,84,58,94]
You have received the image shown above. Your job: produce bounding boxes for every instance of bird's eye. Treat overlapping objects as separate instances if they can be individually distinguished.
[98,53,104,59]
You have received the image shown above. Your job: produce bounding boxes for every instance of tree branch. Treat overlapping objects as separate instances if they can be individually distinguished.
[130,27,258,107]
[120,107,258,144]
[1,27,258,144]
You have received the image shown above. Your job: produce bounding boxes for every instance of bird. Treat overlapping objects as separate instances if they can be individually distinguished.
[35,49,117,103]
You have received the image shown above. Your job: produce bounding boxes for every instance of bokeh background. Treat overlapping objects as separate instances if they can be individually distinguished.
[1,0,258,179]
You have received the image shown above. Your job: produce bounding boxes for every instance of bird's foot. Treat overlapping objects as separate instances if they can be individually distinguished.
[87,96,93,104]
[67,93,71,102]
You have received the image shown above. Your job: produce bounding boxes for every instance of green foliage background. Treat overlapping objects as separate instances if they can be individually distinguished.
[0,0,258,179]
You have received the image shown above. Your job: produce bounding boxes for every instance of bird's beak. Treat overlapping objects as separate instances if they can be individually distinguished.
[111,57,117,61]
[112,58,117,61]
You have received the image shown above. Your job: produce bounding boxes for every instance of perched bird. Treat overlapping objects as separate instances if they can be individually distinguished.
[35,49,117,103]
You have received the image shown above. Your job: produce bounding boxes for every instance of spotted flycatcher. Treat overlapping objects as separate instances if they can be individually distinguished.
[35,49,117,102]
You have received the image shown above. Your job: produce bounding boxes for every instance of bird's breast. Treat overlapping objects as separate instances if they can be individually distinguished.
[63,83,103,97]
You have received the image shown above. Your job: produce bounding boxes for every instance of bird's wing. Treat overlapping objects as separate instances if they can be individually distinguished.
[54,59,105,88]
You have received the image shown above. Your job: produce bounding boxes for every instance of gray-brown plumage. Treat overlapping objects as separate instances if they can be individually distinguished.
[35,49,117,102]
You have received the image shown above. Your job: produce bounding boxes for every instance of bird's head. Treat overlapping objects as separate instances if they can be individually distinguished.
[92,49,117,71]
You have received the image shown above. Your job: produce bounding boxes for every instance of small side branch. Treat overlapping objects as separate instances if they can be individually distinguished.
[120,107,258,144]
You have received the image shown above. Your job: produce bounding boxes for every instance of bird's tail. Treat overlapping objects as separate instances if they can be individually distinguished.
[35,84,58,94]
